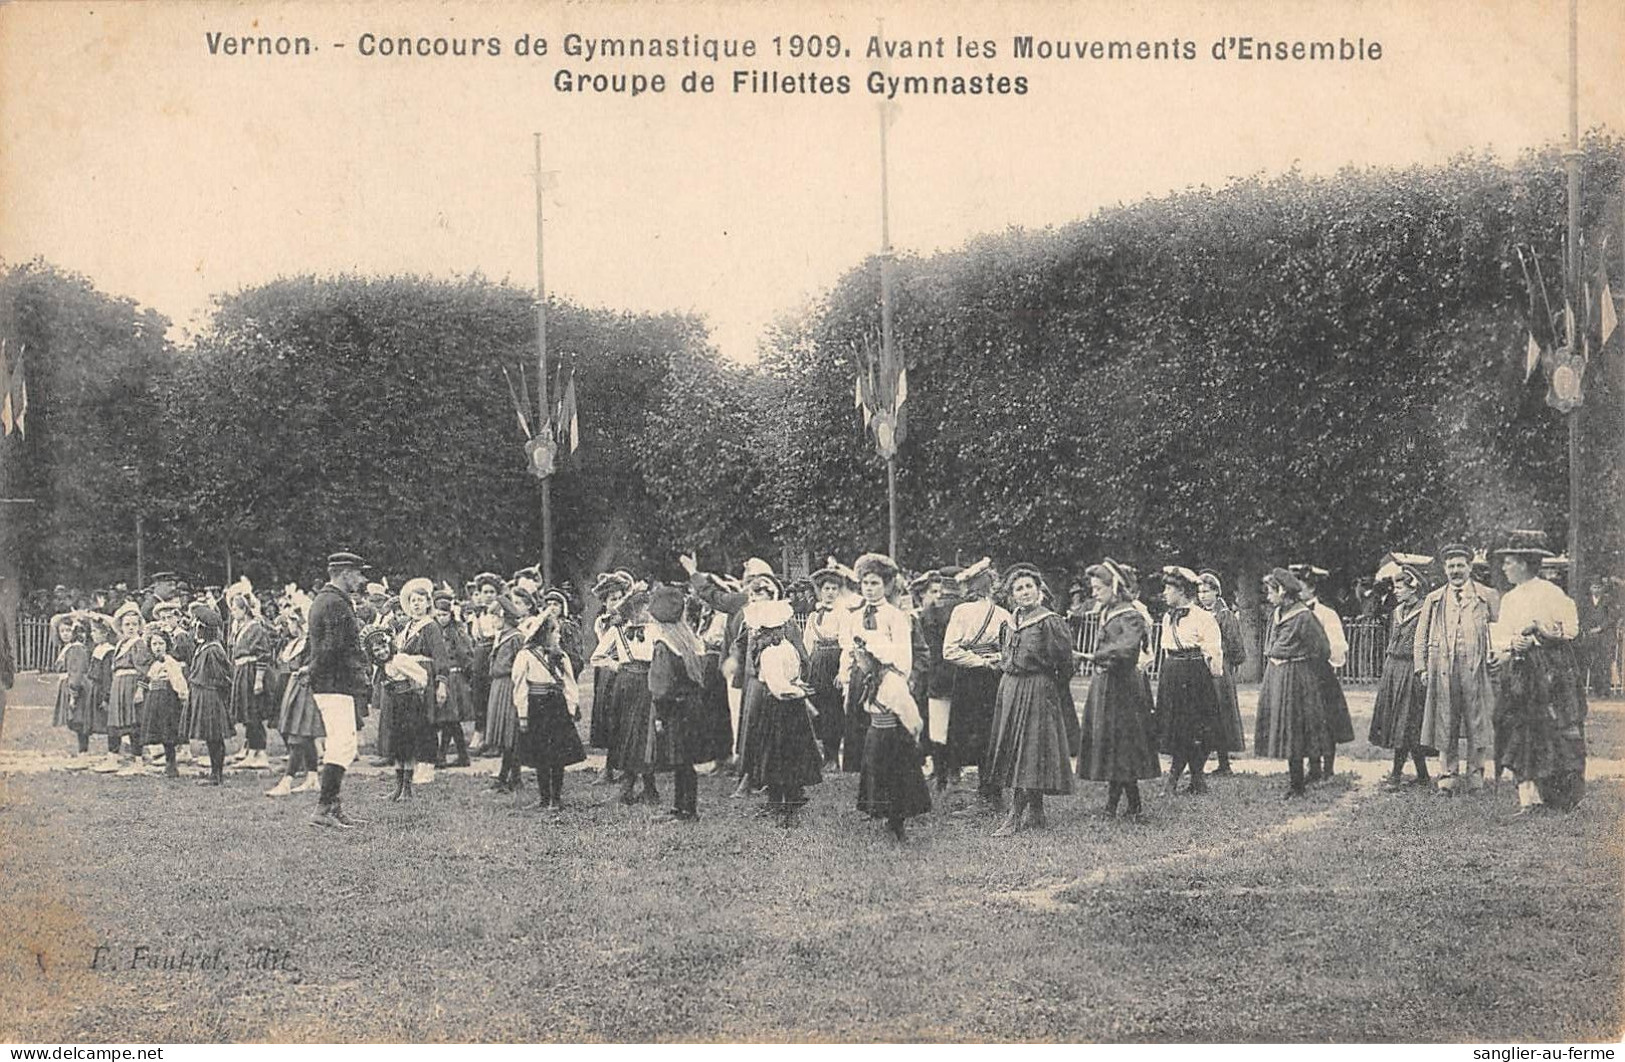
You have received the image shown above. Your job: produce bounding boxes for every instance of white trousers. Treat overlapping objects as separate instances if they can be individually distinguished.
[313,694,357,768]
[928,697,951,746]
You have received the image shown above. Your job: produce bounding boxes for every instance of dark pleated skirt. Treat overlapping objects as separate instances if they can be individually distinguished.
[518,687,587,769]
[840,679,869,772]
[86,681,109,735]
[229,660,270,726]
[696,655,735,763]
[107,673,142,734]
[984,673,1075,794]
[610,662,654,771]
[484,677,519,752]
[1254,659,1332,760]
[857,724,931,820]
[1315,660,1355,744]
[1368,657,1430,752]
[432,670,470,725]
[1495,644,1587,799]
[946,665,1001,766]
[54,679,89,732]
[141,687,183,745]
[1078,668,1162,782]
[276,671,325,739]
[807,645,845,756]
[589,667,619,750]
[1212,673,1246,752]
[746,696,824,790]
[180,687,231,743]
[384,688,435,762]
[1155,655,1223,753]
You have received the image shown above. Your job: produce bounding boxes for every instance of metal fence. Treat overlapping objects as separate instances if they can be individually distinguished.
[1070,612,1387,685]
[13,616,59,673]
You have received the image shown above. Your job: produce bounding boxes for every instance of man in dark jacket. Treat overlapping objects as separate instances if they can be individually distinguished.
[308,552,369,828]
[1581,577,1619,698]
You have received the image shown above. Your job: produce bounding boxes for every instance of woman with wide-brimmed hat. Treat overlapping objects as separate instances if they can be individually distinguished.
[1253,568,1333,798]
[1490,530,1588,815]
[95,603,153,772]
[983,564,1074,836]
[1076,559,1160,818]
[1368,560,1436,790]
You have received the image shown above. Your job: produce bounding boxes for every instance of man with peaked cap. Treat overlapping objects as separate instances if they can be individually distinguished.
[915,568,961,789]
[1415,543,1499,795]
[308,551,369,828]
[943,557,1011,806]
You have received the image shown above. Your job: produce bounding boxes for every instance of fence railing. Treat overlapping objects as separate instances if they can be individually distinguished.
[1069,612,1388,686]
[13,616,59,673]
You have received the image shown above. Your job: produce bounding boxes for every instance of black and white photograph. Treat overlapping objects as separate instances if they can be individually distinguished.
[0,0,1622,1046]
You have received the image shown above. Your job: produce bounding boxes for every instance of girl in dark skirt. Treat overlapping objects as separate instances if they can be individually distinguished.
[746,599,825,823]
[690,599,736,767]
[226,588,275,771]
[943,558,1011,806]
[267,602,321,797]
[1077,560,1161,818]
[97,604,152,771]
[1154,566,1225,796]
[511,614,585,812]
[587,572,633,784]
[363,624,432,802]
[802,568,848,771]
[845,554,930,839]
[1254,569,1333,798]
[1196,571,1248,774]
[138,626,189,780]
[1293,565,1355,784]
[432,590,474,768]
[1491,537,1589,815]
[1368,562,1434,790]
[182,605,234,786]
[984,564,1074,836]
[398,579,450,786]
[486,597,526,793]
[595,588,660,806]
[648,585,710,821]
[86,614,116,754]
[51,614,94,756]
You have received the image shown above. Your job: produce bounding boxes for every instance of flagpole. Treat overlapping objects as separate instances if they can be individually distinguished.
[878,94,899,563]
[1562,0,1582,591]
[534,133,554,588]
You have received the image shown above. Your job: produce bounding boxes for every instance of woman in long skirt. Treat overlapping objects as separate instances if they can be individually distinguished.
[646,585,710,821]
[1196,571,1248,774]
[1368,562,1434,790]
[846,554,931,840]
[802,567,848,771]
[744,598,825,823]
[95,604,152,771]
[1077,560,1161,818]
[598,588,660,806]
[943,558,1011,807]
[226,588,275,770]
[397,578,450,786]
[1491,534,1589,815]
[1292,564,1355,783]
[984,564,1075,836]
[138,626,189,780]
[690,598,736,767]
[362,624,431,801]
[512,614,585,812]
[432,589,474,768]
[1253,569,1333,797]
[486,597,526,793]
[267,601,321,797]
[588,572,633,784]
[51,614,94,756]
[1154,566,1225,796]
[181,605,233,786]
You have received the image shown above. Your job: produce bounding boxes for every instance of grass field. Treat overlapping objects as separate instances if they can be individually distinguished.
[0,676,1619,1043]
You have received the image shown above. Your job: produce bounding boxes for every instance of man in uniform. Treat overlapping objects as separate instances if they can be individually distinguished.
[309,551,369,828]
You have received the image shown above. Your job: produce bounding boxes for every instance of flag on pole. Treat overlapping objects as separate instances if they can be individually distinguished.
[1,342,23,437]
[1597,237,1617,346]
[500,366,533,439]
[0,339,11,435]
[555,368,580,455]
[853,334,908,459]
[1525,334,1542,382]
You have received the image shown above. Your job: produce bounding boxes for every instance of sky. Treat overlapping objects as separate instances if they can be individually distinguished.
[1,0,1621,364]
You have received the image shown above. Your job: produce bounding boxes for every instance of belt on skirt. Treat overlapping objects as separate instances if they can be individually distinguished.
[233,656,258,665]
[114,668,139,676]
[1164,648,1205,660]
[1267,656,1308,665]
